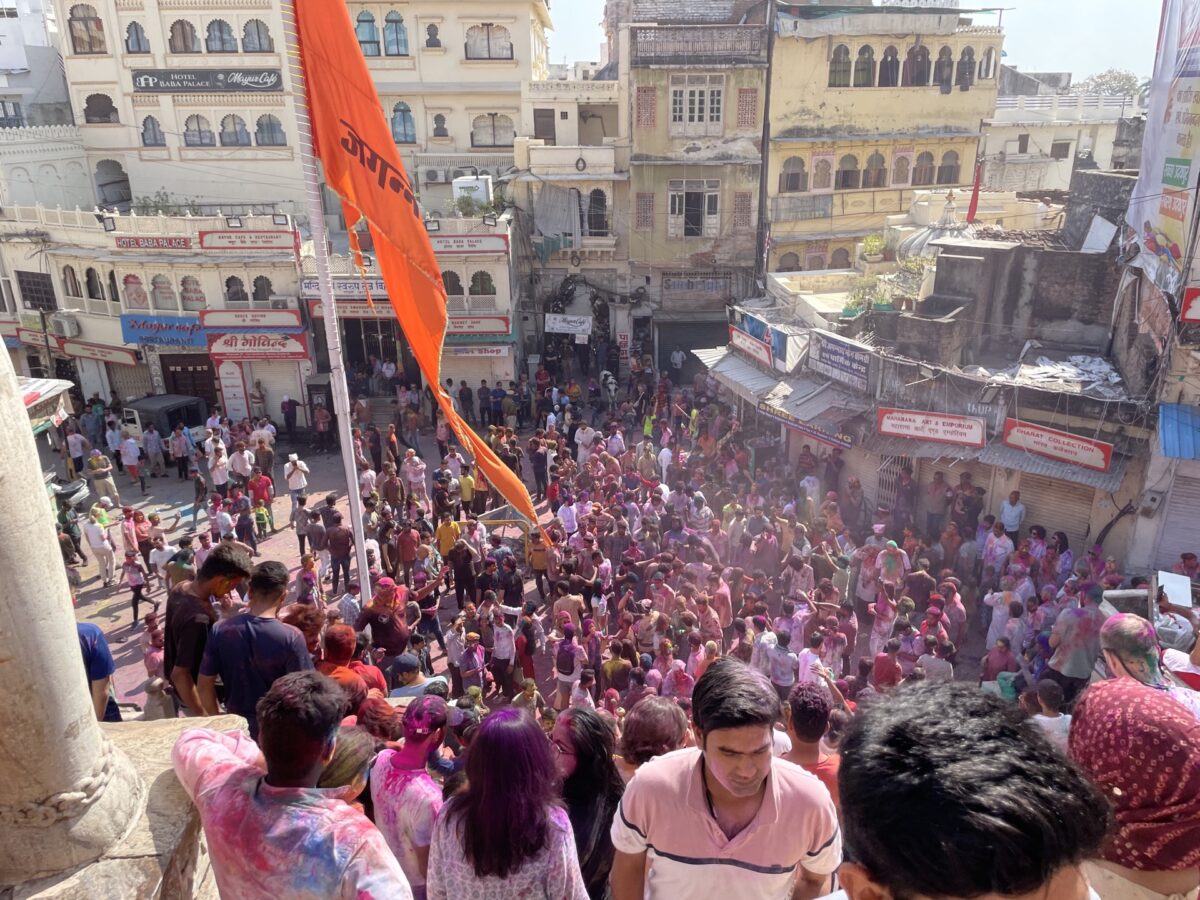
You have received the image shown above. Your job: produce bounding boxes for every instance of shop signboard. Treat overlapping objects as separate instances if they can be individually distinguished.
[1002,418,1114,472]
[132,69,283,93]
[807,330,872,392]
[207,332,310,360]
[729,325,773,367]
[121,314,205,347]
[757,400,854,449]
[876,407,987,447]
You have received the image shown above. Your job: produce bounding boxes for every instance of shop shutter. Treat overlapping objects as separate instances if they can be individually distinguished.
[843,447,881,514]
[248,361,305,427]
[1155,474,1200,571]
[1018,473,1095,556]
[918,459,998,518]
[107,362,153,403]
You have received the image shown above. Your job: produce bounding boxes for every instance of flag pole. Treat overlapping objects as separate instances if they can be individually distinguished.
[283,0,373,600]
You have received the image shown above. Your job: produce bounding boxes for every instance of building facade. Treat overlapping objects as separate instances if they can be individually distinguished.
[767,4,1002,273]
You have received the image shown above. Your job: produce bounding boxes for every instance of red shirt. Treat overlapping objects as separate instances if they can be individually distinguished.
[247,475,273,505]
[802,753,841,810]
[872,652,902,688]
[396,528,419,563]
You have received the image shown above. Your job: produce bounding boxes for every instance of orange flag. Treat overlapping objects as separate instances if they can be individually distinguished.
[294,0,540,529]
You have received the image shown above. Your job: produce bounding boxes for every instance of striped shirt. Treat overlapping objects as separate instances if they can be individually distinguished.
[611,748,840,899]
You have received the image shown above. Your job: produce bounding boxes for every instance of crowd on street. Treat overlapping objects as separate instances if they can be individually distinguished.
[58,351,1200,900]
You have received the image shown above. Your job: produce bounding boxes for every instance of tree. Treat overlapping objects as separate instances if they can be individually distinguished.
[1075,68,1142,96]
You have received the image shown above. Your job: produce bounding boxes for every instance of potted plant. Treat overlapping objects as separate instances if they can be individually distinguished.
[844,275,878,316]
[861,233,886,263]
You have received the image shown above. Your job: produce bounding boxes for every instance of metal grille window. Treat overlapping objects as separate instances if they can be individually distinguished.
[736,88,757,128]
[635,193,654,230]
[733,192,752,231]
[667,179,720,238]
[669,74,723,136]
[0,100,23,128]
[636,86,657,128]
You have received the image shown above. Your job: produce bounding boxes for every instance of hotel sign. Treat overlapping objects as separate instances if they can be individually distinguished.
[132,69,283,93]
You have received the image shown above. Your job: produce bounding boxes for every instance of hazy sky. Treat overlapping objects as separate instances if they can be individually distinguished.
[547,0,1161,82]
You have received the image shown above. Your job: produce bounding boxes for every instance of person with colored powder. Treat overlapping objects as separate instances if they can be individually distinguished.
[171,670,412,899]
[371,695,449,900]
[1099,612,1200,722]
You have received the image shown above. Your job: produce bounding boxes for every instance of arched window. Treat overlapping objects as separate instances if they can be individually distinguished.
[831,248,851,268]
[828,44,851,88]
[68,5,105,54]
[863,152,888,189]
[141,115,165,146]
[957,47,976,88]
[778,252,800,272]
[465,23,512,60]
[442,271,463,295]
[586,189,608,236]
[980,47,997,80]
[107,270,119,304]
[122,274,148,309]
[912,151,936,186]
[432,114,448,137]
[219,114,250,146]
[356,12,380,56]
[779,156,807,193]
[224,275,248,304]
[391,102,415,143]
[243,19,273,53]
[853,46,875,88]
[893,154,911,185]
[812,158,832,191]
[184,114,214,146]
[83,93,118,124]
[878,46,900,88]
[903,46,930,87]
[63,266,82,297]
[180,275,206,310]
[469,271,496,295]
[384,11,409,56]
[125,21,149,54]
[471,113,515,148]
[150,274,176,310]
[933,47,954,90]
[835,154,860,190]
[168,20,200,53]
[205,19,236,53]
[85,268,103,301]
[937,150,961,184]
[255,114,286,146]
[252,276,273,302]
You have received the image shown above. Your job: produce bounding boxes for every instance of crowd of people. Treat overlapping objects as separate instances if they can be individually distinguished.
[60,354,1200,899]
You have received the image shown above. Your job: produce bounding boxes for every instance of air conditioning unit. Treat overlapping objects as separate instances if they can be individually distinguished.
[425,168,448,184]
[50,311,81,338]
[268,295,296,310]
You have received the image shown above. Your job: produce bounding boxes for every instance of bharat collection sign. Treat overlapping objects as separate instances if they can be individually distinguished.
[1002,418,1114,472]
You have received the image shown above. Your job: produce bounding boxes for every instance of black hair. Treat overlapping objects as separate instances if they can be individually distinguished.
[787,683,832,743]
[255,671,348,783]
[249,560,289,597]
[838,683,1109,898]
[559,707,624,897]
[692,658,781,735]
[197,542,253,582]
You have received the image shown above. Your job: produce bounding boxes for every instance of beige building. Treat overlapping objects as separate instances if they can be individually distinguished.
[767,5,1002,273]
[619,0,770,365]
[52,0,550,215]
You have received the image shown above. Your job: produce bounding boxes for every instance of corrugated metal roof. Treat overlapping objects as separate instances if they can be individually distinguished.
[862,433,986,462]
[1159,403,1200,460]
[765,376,871,423]
[976,445,1130,493]
[694,346,786,403]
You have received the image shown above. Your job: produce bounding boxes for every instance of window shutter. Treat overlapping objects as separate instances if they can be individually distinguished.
[635,193,655,230]
[733,192,752,230]
[636,86,657,128]
[736,89,758,128]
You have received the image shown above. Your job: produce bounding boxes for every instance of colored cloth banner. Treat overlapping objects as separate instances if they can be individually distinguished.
[293,0,540,528]
[1126,0,1200,295]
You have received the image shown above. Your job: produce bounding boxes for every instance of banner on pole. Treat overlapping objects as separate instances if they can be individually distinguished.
[293,0,540,529]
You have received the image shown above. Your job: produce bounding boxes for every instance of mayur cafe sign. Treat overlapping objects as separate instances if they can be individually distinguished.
[132,69,283,93]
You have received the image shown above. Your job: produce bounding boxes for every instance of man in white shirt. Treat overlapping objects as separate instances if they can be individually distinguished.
[205,410,222,430]
[1030,678,1071,751]
[229,442,255,488]
[65,428,89,474]
[203,429,225,458]
[83,512,117,585]
[119,431,146,494]
[143,424,166,477]
[148,535,178,588]
[575,423,596,465]
[657,444,673,483]
[795,631,824,686]
[669,344,686,382]
[284,453,309,510]
[208,445,231,497]
[999,490,1026,543]
[606,426,625,456]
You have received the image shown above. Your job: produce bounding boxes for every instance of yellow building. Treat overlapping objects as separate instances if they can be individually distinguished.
[619,1,770,363]
[767,4,1003,272]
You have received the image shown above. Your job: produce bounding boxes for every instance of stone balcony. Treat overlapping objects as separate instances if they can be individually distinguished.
[988,94,1147,125]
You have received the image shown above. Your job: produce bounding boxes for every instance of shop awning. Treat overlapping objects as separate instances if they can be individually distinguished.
[19,376,74,436]
[975,444,1131,493]
[862,432,986,462]
[1159,403,1200,460]
[763,375,872,423]
[693,346,787,405]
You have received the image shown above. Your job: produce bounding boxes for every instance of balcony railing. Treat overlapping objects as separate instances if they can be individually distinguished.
[631,25,767,67]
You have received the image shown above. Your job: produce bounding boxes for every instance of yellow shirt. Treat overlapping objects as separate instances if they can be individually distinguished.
[458,473,475,502]
[436,520,461,556]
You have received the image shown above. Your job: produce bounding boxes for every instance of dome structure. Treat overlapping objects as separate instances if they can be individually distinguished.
[897,191,978,260]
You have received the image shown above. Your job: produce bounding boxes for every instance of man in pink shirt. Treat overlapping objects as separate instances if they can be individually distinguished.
[172,671,412,899]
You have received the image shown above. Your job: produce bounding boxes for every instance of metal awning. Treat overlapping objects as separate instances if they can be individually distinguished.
[862,433,986,462]
[764,375,872,423]
[975,444,1131,493]
[1159,403,1200,460]
[693,346,786,404]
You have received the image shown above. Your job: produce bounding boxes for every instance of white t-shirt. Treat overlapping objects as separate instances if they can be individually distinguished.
[149,544,177,577]
[119,438,141,467]
[1032,713,1072,751]
[82,520,111,549]
[370,753,442,894]
[67,432,87,457]
[657,446,673,481]
[285,461,309,490]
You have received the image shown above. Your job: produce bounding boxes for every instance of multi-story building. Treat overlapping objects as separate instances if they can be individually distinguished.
[981,93,1146,193]
[619,0,769,368]
[52,0,550,215]
[766,2,1002,273]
